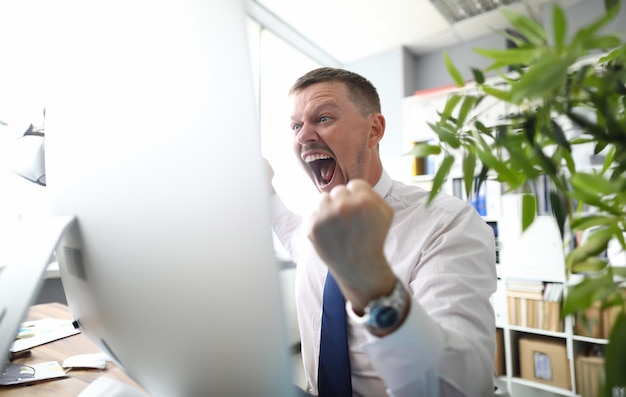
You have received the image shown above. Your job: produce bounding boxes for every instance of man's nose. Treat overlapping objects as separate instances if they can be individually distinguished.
[295,123,318,144]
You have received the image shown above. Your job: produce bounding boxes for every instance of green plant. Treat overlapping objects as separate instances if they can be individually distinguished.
[410,0,626,393]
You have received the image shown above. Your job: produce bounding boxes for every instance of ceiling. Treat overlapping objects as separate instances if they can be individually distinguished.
[251,0,588,65]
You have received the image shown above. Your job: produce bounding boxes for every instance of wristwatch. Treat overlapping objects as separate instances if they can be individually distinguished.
[346,278,408,331]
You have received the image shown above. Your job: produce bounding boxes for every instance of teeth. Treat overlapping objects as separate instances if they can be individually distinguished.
[303,154,331,163]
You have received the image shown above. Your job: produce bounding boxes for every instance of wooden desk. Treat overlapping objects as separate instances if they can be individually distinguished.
[0,303,146,396]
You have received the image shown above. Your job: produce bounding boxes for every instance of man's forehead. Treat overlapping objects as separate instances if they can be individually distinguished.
[290,82,347,113]
[293,81,348,97]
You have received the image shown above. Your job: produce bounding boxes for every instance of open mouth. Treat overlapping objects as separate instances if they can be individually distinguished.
[304,153,336,187]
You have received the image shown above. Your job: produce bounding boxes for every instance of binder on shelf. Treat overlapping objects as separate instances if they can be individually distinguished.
[469,183,487,217]
[495,328,505,376]
[452,177,502,219]
[410,155,428,177]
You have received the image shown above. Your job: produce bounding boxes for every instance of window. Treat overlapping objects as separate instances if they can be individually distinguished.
[247,18,321,215]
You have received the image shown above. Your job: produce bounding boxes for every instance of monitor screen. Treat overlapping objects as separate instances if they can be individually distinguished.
[44,1,294,395]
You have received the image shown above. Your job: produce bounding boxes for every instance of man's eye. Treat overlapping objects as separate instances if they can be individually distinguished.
[319,116,330,123]
[292,124,302,132]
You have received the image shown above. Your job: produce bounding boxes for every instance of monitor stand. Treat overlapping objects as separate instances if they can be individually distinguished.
[0,215,75,375]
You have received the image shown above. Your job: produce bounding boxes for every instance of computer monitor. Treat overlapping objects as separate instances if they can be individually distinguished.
[43,1,295,396]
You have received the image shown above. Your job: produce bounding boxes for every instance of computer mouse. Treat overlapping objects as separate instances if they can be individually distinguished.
[62,353,108,370]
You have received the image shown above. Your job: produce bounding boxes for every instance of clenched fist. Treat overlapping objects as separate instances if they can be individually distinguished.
[308,179,397,313]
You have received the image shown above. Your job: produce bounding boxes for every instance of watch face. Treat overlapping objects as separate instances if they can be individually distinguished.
[371,306,399,328]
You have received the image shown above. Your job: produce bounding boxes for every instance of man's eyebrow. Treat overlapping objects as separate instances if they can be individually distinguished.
[307,100,338,116]
[290,99,338,123]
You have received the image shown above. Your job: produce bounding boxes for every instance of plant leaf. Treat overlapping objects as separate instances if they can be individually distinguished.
[570,4,619,55]
[599,45,626,63]
[552,4,566,51]
[441,94,463,123]
[501,8,548,47]
[471,68,485,85]
[549,118,572,152]
[613,267,626,279]
[444,51,465,87]
[509,54,572,103]
[496,27,531,49]
[549,190,568,239]
[562,274,614,316]
[428,122,461,148]
[566,227,616,269]
[475,165,489,197]
[474,47,543,65]
[472,133,523,189]
[584,34,622,52]
[457,95,477,128]
[462,152,477,199]
[482,85,511,102]
[568,188,621,215]
[474,120,491,135]
[604,311,626,394]
[601,143,616,176]
[505,146,540,179]
[604,0,620,12]
[561,146,577,175]
[571,172,620,196]
[405,143,442,158]
[428,155,455,204]
[567,109,611,141]
[532,143,559,178]
[570,256,609,273]
[571,214,617,231]
[521,193,536,231]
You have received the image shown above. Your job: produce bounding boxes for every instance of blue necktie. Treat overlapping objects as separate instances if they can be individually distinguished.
[318,272,352,397]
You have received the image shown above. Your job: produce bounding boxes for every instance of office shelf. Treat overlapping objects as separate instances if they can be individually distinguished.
[510,377,575,396]
[508,325,567,339]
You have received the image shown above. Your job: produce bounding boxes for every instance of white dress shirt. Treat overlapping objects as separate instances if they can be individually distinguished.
[271,170,497,397]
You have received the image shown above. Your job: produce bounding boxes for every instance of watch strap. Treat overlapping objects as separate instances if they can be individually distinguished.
[345,278,407,330]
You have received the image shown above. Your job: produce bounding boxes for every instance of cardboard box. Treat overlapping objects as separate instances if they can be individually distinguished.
[575,303,602,339]
[507,296,563,331]
[495,328,505,376]
[602,305,622,339]
[519,336,571,390]
[602,289,626,339]
[575,355,604,397]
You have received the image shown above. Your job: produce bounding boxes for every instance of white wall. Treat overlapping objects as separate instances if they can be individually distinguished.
[347,47,415,182]
[0,2,55,264]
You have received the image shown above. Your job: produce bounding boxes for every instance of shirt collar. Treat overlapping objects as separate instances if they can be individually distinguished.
[372,169,392,199]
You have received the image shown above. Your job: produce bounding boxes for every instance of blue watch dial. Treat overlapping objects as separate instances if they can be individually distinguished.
[371,306,399,328]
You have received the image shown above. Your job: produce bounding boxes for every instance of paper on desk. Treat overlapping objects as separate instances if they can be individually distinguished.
[0,361,67,385]
[78,376,150,397]
[10,318,80,353]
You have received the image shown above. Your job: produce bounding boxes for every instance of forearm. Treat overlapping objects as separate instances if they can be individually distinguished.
[362,300,495,397]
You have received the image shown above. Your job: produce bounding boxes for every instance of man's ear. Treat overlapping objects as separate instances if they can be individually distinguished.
[368,113,385,148]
